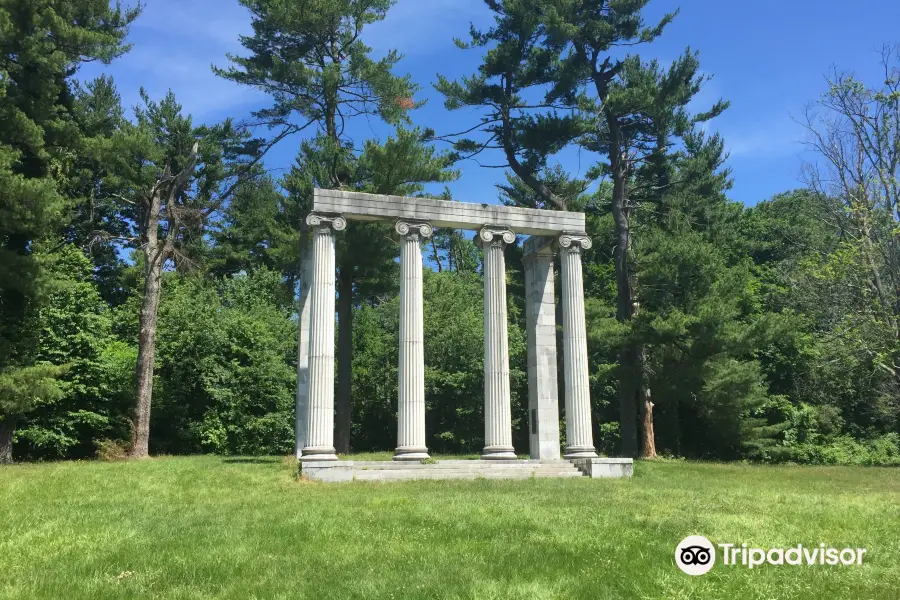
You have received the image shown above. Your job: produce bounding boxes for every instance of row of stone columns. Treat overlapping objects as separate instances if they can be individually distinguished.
[298,214,597,461]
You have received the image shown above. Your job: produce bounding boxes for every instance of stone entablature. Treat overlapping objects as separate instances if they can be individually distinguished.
[313,188,585,236]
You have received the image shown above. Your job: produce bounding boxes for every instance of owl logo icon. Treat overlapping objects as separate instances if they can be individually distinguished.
[675,536,716,575]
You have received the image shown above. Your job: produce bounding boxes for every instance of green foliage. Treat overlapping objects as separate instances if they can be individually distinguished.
[152,270,296,455]
[0,0,139,410]
[584,222,788,459]
[745,188,900,464]
[94,438,129,461]
[351,270,528,453]
[0,364,66,423]
[14,244,133,459]
[91,85,262,265]
[215,0,415,147]
[785,426,900,467]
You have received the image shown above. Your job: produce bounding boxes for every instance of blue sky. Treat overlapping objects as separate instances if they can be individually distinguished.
[81,0,900,207]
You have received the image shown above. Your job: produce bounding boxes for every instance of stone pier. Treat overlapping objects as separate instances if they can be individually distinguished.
[295,236,312,459]
[523,236,561,460]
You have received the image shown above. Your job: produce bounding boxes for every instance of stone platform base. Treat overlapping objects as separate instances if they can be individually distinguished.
[569,457,634,478]
[300,458,634,482]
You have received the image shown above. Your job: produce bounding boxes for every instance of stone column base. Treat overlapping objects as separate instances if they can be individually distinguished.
[301,446,339,461]
[481,445,517,460]
[393,447,430,461]
[563,445,598,459]
[568,457,633,478]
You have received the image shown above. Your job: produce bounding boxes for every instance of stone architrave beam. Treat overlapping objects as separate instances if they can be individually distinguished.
[313,189,584,235]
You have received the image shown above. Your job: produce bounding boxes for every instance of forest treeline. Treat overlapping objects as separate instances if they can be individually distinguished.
[1,1,899,465]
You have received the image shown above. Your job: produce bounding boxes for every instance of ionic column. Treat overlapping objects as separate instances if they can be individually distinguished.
[295,234,313,459]
[393,221,433,461]
[477,227,517,460]
[302,213,346,461]
[558,234,598,459]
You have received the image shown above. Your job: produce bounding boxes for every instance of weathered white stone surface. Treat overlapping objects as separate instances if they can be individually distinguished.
[296,189,615,473]
[477,228,517,460]
[523,236,561,460]
[569,458,634,478]
[300,459,586,482]
[295,236,312,459]
[559,234,598,459]
[313,188,585,235]
[302,214,345,461]
[394,221,432,461]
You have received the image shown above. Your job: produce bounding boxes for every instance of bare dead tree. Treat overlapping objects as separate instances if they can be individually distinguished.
[130,143,200,458]
[800,45,900,342]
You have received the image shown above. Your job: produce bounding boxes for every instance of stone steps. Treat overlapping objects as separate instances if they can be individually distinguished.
[349,460,573,470]
[301,459,587,482]
[348,469,585,482]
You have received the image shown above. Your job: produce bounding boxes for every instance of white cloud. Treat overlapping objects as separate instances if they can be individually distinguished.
[133,0,253,50]
[83,0,490,120]
[723,117,805,160]
[364,0,490,56]
[113,46,264,120]
[79,0,263,120]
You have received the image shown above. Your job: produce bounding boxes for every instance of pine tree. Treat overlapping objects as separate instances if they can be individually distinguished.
[215,1,449,452]
[0,1,140,462]
[438,0,726,456]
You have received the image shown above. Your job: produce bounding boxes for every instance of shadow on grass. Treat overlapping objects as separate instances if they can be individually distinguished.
[222,458,280,464]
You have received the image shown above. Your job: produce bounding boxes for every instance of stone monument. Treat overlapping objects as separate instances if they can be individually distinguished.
[295,189,632,481]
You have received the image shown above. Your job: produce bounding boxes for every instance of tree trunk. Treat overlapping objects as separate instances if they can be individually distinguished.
[0,418,15,465]
[608,118,639,458]
[129,246,164,459]
[637,344,657,459]
[859,211,898,337]
[618,346,639,458]
[673,395,681,457]
[335,264,353,454]
[431,237,443,273]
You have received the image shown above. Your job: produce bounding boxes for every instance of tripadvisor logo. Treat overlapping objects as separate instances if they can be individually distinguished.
[674,536,867,576]
[675,536,716,576]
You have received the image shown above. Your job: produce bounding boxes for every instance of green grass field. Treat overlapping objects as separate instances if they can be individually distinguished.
[1,456,898,599]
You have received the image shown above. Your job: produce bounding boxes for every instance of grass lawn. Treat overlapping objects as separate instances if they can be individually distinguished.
[1,456,898,599]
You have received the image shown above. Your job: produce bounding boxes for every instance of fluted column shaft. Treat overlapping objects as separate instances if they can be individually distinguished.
[559,234,598,459]
[295,235,313,459]
[478,228,517,459]
[394,221,433,461]
[302,214,346,461]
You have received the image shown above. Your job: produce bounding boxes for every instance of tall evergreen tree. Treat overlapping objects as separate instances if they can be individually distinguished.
[437,0,726,456]
[0,0,140,461]
[215,0,447,452]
